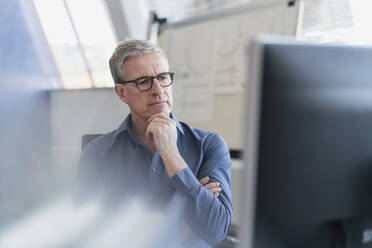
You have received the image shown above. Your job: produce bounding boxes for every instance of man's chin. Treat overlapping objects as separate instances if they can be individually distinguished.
[155,110,171,116]
[148,105,171,116]
[144,110,170,119]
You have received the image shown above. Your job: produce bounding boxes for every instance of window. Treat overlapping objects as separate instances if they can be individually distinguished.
[33,0,117,89]
[146,0,251,21]
[298,0,372,45]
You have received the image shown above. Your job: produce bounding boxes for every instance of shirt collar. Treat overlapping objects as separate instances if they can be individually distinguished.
[114,112,184,137]
[170,112,184,135]
[115,113,132,136]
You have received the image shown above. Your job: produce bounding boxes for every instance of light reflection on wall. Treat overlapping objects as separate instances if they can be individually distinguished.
[0,196,184,248]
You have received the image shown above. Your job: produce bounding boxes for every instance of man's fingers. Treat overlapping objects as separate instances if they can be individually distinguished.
[146,113,176,139]
[204,182,220,190]
[207,187,222,194]
[146,121,168,138]
[148,113,165,122]
[147,117,175,132]
[201,179,221,197]
[199,176,209,185]
[149,117,171,124]
[146,125,155,139]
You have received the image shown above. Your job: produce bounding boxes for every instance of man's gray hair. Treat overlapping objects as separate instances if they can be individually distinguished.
[109,39,167,83]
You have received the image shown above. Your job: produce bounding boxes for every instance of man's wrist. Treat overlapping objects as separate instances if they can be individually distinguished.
[160,149,188,178]
[160,148,180,161]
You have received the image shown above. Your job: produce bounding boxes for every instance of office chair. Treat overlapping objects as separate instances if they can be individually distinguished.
[81,134,102,150]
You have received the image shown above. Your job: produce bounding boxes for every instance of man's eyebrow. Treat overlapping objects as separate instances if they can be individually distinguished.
[125,75,150,81]
[129,72,168,81]
[134,75,150,80]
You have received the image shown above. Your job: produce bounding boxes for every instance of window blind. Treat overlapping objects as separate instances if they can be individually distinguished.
[298,0,372,45]
[33,0,117,89]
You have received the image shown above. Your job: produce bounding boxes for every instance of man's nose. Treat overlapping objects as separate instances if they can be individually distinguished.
[150,78,164,94]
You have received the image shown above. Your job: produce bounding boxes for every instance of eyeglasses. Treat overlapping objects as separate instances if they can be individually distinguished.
[117,72,174,91]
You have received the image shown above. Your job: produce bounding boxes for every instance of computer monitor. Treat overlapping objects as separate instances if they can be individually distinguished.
[239,36,372,248]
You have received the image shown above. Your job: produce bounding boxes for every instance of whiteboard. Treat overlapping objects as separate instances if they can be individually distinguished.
[158,0,301,149]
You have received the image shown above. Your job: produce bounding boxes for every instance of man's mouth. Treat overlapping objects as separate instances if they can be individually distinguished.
[149,101,167,106]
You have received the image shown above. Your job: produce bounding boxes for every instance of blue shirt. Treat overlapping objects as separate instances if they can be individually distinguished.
[79,113,233,247]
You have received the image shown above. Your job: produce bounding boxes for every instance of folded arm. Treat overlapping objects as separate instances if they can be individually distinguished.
[169,134,233,245]
[147,113,233,245]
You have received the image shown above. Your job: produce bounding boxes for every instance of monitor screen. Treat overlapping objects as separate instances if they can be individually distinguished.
[239,37,372,248]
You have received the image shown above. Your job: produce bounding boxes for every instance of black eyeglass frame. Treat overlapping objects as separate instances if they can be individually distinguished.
[116,72,174,91]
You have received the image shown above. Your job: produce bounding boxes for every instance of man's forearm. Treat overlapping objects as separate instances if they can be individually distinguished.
[160,150,188,178]
[169,168,232,245]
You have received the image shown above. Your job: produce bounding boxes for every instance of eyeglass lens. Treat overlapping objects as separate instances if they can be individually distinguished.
[137,73,172,91]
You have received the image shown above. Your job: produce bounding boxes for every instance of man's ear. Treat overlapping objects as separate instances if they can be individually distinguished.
[115,84,129,104]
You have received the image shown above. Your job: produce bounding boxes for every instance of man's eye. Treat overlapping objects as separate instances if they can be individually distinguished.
[158,75,170,81]
[138,79,150,85]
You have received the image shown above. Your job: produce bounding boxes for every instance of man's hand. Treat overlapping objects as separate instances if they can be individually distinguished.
[146,113,187,178]
[146,113,178,157]
[200,176,222,198]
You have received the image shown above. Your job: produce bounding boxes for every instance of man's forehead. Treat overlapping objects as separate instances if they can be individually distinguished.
[123,52,169,78]
[124,52,167,66]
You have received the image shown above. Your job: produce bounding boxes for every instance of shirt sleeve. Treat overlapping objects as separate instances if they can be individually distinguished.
[169,133,233,246]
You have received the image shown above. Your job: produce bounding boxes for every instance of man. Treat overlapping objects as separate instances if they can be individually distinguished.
[79,39,232,247]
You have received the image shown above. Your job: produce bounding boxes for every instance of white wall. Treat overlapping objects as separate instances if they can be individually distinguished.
[50,88,130,184]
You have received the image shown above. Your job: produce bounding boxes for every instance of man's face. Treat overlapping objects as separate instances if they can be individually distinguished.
[115,52,173,120]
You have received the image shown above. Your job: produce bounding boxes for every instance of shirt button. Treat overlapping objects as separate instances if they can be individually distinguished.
[152,167,157,173]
